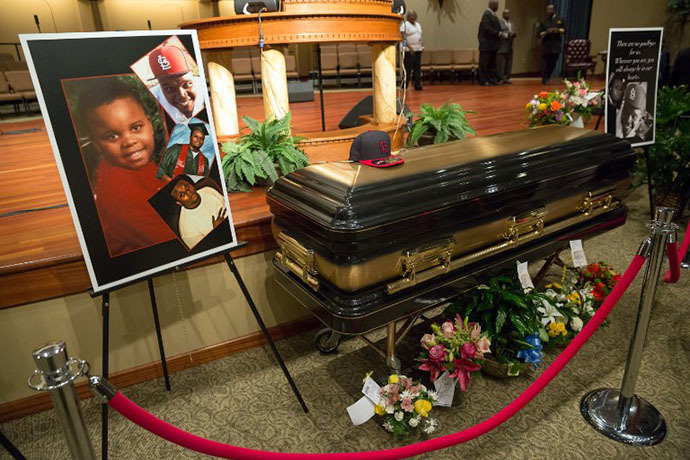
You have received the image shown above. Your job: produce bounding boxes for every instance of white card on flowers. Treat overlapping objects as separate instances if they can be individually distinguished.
[347,396,376,426]
[570,240,588,267]
[517,261,534,290]
[433,371,455,407]
[362,376,382,405]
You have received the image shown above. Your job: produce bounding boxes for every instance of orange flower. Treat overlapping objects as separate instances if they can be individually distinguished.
[539,91,549,99]
[550,100,562,111]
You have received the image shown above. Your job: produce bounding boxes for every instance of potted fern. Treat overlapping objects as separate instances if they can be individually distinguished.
[221,113,310,192]
[406,102,476,148]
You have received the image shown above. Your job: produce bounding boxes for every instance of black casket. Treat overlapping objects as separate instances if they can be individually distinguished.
[267,126,635,338]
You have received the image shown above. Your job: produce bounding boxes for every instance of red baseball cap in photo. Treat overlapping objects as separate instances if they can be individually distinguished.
[148,45,193,80]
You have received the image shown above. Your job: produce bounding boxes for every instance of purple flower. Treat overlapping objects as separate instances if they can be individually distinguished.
[554,110,563,121]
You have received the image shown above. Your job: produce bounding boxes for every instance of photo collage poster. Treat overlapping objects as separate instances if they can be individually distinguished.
[20,31,238,293]
[605,28,663,147]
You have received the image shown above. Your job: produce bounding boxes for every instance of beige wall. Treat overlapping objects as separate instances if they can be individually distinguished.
[589,0,668,74]
[406,0,547,74]
[0,252,309,404]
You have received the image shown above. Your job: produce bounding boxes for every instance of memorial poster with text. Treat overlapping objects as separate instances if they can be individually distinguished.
[20,31,238,293]
[605,28,663,147]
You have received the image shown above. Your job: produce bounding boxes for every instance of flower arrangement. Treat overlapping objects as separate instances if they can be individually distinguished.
[417,315,491,390]
[578,261,621,303]
[525,90,570,127]
[525,76,598,128]
[535,280,597,347]
[561,75,598,123]
[374,374,438,438]
[445,276,544,372]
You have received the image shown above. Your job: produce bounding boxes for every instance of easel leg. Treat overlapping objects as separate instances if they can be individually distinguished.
[224,254,309,413]
[0,431,26,460]
[147,278,171,391]
[101,293,109,460]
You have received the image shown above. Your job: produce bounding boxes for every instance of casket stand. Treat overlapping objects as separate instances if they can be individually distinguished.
[267,126,636,370]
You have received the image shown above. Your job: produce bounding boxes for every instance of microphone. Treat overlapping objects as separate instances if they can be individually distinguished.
[34,14,42,33]
[392,0,406,15]
[235,0,281,15]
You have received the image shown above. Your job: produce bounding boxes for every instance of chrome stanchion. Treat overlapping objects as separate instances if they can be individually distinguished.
[28,341,96,460]
[581,207,677,446]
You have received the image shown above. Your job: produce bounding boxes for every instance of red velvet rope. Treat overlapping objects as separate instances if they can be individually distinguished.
[665,219,689,283]
[108,254,648,460]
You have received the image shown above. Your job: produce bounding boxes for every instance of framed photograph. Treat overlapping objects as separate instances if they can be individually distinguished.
[20,31,238,293]
[605,28,663,147]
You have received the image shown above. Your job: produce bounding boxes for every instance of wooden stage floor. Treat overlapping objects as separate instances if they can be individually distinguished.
[0,78,605,308]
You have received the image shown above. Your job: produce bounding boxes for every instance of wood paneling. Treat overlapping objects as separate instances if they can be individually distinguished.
[0,79,605,309]
[181,3,402,49]
[0,315,319,423]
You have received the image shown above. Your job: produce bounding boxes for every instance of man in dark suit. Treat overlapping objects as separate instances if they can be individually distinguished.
[478,1,505,86]
[538,4,566,84]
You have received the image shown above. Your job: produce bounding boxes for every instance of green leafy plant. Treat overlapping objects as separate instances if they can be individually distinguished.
[444,276,542,365]
[220,113,309,192]
[406,102,476,147]
[632,86,690,200]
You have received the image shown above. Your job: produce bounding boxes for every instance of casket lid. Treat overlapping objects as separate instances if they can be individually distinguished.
[267,126,634,231]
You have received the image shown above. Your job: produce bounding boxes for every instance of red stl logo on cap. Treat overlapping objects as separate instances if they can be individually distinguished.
[148,45,193,80]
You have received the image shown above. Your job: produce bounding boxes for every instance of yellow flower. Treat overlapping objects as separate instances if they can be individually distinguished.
[525,102,532,109]
[414,399,432,418]
[546,283,562,290]
[548,321,567,338]
[567,292,582,305]
[375,404,386,416]
[538,103,547,111]
[388,374,399,385]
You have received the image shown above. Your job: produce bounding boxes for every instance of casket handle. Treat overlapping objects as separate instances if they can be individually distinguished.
[386,239,455,294]
[275,232,320,291]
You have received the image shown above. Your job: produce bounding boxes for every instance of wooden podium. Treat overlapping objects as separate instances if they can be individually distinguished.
[181,0,405,160]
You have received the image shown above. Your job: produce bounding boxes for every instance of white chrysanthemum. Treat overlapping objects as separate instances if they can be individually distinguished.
[400,390,412,400]
[382,421,393,432]
[385,405,395,414]
[423,418,438,434]
[394,411,404,422]
[570,316,584,332]
[426,390,438,402]
[409,417,420,428]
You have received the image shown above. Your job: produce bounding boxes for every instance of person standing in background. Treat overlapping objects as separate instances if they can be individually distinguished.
[538,4,566,85]
[400,10,424,91]
[478,1,506,86]
[497,9,516,84]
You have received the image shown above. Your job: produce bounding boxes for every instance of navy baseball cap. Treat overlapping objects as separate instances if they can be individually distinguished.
[349,130,392,162]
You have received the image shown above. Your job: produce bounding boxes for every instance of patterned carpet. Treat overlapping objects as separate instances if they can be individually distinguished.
[2,187,689,460]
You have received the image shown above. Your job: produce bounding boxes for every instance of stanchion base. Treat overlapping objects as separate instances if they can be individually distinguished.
[581,388,666,446]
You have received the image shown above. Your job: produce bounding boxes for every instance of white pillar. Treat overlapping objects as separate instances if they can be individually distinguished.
[260,48,290,120]
[208,62,240,137]
[371,43,397,124]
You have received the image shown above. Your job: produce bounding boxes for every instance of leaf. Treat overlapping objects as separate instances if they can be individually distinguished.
[509,312,529,337]
[242,116,261,132]
[501,291,527,308]
[495,309,507,334]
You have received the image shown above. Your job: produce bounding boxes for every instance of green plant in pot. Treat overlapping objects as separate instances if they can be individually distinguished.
[221,113,309,192]
[406,102,476,148]
[444,275,544,377]
[631,85,690,213]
